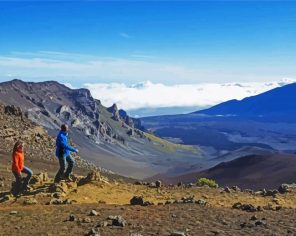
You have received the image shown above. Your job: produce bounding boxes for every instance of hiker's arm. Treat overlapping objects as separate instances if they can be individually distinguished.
[61,137,78,153]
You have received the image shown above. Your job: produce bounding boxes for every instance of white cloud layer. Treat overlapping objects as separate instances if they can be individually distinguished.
[83,78,296,111]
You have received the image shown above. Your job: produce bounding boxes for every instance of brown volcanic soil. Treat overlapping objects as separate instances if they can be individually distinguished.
[1,203,296,236]
[2,180,296,236]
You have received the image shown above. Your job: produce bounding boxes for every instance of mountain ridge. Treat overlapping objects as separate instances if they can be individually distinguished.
[0,79,199,178]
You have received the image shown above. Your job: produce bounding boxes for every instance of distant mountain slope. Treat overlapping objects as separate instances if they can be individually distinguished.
[195,82,296,117]
[165,153,296,189]
[0,79,199,178]
[140,82,296,154]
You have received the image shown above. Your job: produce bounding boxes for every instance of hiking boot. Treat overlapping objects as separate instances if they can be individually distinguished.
[64,176,73,182]
[24,185,33,191]
[54,178,61,184]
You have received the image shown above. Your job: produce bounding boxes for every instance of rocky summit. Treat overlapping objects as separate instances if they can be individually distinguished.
[0,79,199,178]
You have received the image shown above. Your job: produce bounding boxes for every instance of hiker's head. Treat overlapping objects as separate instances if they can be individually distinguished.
[61,124,68,132]
[13,140,24,153]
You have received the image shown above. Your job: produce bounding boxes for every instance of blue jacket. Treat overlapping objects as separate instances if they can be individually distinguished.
[55,131,78,157]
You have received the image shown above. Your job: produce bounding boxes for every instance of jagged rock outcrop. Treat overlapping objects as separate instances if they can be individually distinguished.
[78,171,102,186]
[4,105,23,117]
[108,104,120,121]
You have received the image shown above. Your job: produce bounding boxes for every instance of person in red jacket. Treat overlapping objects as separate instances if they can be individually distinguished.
[12,141,33,194]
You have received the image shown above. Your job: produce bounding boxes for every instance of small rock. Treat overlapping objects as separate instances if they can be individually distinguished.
[250,215,258,221]
[232,202,242,209]
[142,201,154,206]
[196,199,207,206]
[170,232,187,236]
[1,194,13,202]
[182,196,195,204]
[232,186,240,191]
[240,222,254,228]
[10,211,18,215]
[155,180,162,188]
[85,228,100,236]
[23,198,38,205]
[63,199,73,205]
[108,215,127,227]
[265,189,279,197]
[278,184,290,194]
[149,182,157,188]
[224,187,231,193]
[69,214,76,221]
[48,198,64,205]
[244,189,254,194]
[233,202,257,212]
[255,220,267,227]
[97,221,109,227]
[89,210,98,216]
[82,217,92,223]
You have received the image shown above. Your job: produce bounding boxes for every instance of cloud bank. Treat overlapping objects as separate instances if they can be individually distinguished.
[84,79,296,111]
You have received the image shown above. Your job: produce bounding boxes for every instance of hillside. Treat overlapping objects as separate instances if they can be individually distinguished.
[162,153,296,189]
[140,83,296,170]
[0,101,138,193]
[0,79,199,178]
[195,82,296,119]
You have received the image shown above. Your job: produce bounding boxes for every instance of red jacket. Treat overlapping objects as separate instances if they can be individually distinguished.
[12,150,24,174]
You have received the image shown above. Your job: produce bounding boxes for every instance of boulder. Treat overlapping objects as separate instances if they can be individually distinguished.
[4,105,23,117]
[30,172,49,185]
[78,171,101,186]
[130,196,144,206]
[49,181,77,195]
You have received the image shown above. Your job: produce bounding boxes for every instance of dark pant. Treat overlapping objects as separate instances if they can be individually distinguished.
[13,166,33,193]
[55,155,75,181]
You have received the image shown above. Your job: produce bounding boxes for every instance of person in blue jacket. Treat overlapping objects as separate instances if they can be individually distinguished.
[54,124,79,183]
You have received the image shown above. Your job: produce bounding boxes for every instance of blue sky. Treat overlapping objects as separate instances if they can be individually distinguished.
[0,1,296,85]
[0,1,296,114]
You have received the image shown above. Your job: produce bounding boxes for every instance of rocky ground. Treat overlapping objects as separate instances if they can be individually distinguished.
[1,171,296,236]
